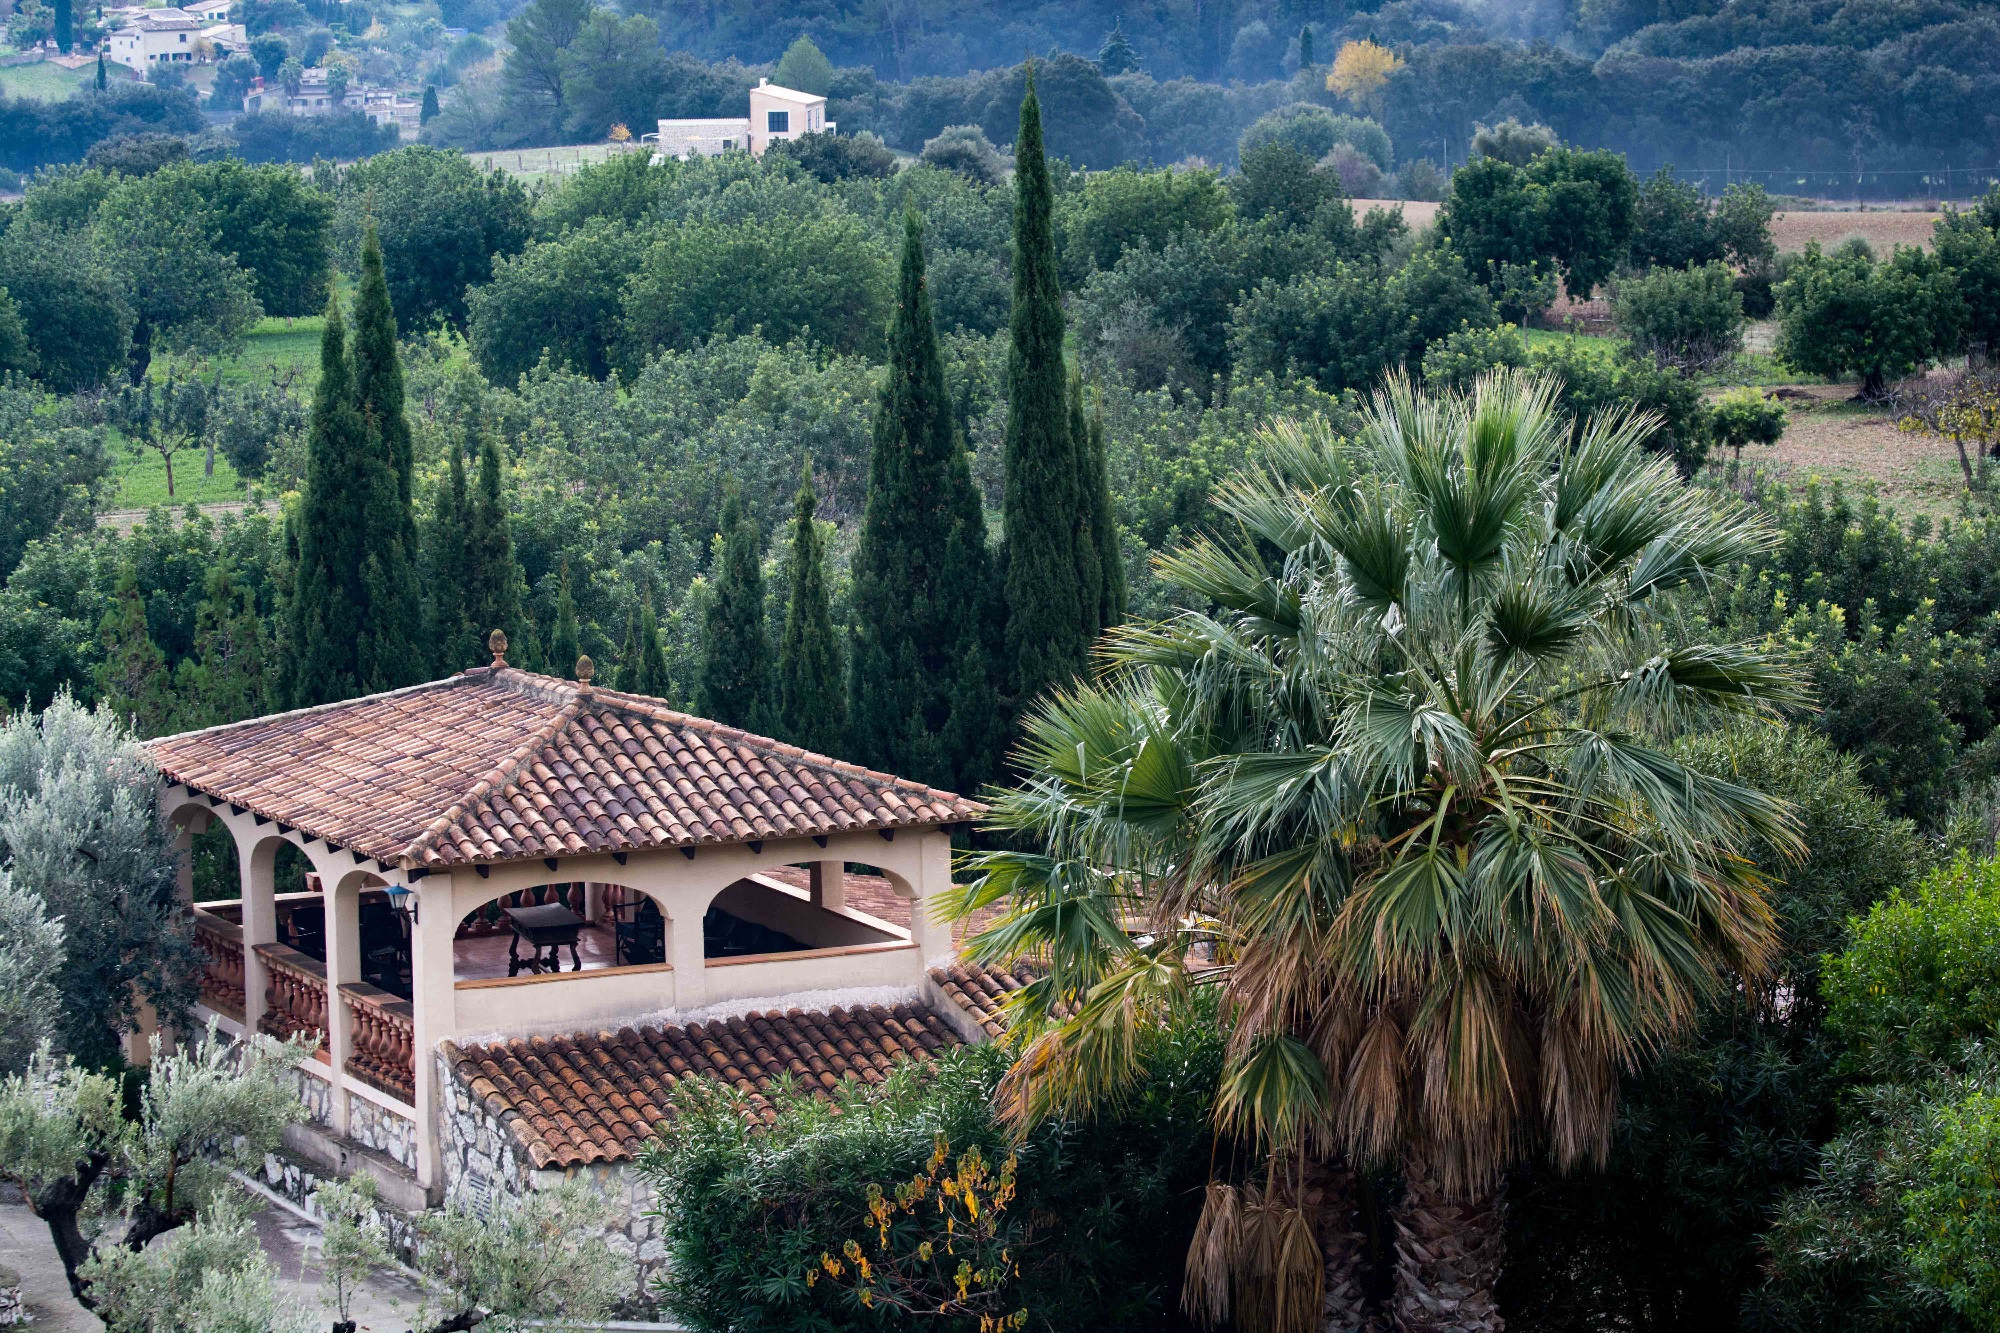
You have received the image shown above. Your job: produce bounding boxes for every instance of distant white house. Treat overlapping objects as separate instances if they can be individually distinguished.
[650,78,833,160]
[103,6,245,72]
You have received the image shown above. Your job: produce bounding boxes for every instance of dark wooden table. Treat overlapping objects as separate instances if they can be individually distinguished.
[505,903,585,976]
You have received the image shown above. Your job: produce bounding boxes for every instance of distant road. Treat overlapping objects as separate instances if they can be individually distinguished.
[97,501,254,532]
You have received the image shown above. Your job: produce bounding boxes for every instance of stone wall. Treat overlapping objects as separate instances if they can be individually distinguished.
[261,1147,423,1263]
[436,1053,668,1309]
[290,1064,334,1127]
[0,1264,22,1327]
[349,1094,419,1172]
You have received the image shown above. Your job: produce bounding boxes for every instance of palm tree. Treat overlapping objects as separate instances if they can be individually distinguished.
[946,373,1806,1333]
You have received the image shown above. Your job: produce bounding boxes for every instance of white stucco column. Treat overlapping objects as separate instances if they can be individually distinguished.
[407,869,461,1194]
[239,835,281,1038]
[808,860,845,912]
[317,858,363,1137]
[667,891,707,1008]
[907,831,954,965]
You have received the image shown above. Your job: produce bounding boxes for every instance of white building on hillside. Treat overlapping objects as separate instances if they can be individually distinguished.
[104,6,245,72]
[651,78,833,159]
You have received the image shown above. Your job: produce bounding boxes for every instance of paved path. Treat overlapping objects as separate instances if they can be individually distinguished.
[0,1191,424,1333]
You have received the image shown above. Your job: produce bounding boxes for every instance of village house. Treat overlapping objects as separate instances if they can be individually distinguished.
[649,77,833,160]
[144,644,1031,1292]
[103,5,245,73]
[241,67,422,135]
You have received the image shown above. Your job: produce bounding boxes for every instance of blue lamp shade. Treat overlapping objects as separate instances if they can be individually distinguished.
[384,883,413,914]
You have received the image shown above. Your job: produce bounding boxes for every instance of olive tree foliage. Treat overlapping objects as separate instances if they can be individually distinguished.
[0,1024,312,1308]
[0,693,197,1070]
[81,1199,317,1333]
[0,866,64,1073]
[313,1172,391,1327]
[412,1177,628,1332]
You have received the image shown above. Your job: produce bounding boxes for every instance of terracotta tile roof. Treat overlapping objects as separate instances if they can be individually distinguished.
[147,668,983,869]
[927,960,1048,1039]
[444,1002,963,1167]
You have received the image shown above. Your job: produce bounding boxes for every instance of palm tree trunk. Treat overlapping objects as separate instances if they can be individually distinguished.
[1390,1156,1504,1333]
[1303,1154,1376,1333]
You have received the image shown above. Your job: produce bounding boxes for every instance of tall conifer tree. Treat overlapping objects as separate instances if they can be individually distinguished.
[286,297,369,706]
[95,569,175,737]
[619,600,668,697]
[349,225,424,691]
[549,560,581,677]
[698,492,770,730]
[425,427,475,670]
[775,461,846,755]
[1081,383,1124,628]
[176,558,269,730]
[1001,69,1089,713]
[850,211,997,791]
[463,429,521,652]
[1067,365,1102,643]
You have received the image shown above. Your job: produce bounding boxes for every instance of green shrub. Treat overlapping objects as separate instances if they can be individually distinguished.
[1824,853,2000,1079]
[1711,385,1787,463]
[1903,1089,2000,1332]
[1421,321,1526,387]
[1613,260,1745,371]
[640,1005,1225,1333]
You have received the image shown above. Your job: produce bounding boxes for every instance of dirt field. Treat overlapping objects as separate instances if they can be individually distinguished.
[1347,199,1944,255]
[1769,209,1942,254]
[1726,383,1974,522]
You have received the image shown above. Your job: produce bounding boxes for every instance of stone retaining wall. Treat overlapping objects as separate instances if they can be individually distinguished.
[349,1095,419,1172]
[436,1053,668,1308]
[261,1148,423,1263]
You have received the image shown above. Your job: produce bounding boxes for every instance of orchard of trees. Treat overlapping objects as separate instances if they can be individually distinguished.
[8,57,2000,1333]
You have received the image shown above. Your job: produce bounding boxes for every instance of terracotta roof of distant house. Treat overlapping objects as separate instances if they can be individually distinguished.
[927,960,1048,1038]
[444,1002,964,1167]
[145,666,983,869]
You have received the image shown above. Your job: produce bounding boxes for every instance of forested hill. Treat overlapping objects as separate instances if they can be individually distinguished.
[585,0,1999,186]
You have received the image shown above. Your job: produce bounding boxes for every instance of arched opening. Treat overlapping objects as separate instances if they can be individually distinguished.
[452,881,671,983]
[694,864,908,959]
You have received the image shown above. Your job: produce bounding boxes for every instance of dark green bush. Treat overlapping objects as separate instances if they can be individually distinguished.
[641,1005,1224,1333]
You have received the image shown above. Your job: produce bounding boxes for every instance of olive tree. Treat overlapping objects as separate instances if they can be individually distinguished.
[0,1024,311,1307]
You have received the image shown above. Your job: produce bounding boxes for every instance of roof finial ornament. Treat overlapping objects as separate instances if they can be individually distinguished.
[488,628,508,668]
[575,654,594,685]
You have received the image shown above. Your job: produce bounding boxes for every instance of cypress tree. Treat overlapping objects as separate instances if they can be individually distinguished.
[698,492,771,730]
[352,224,414,509]
[1001,68,1089,713]
[55,0,72,54]
[619,600,668,697]
[420,85,440,125]
[95,568,175,737]
[775,460,846,756]
[286,296,369,706]
[1086,392,1125,626]
[1299,24,1315,69]
[349,224,424,690]
[850,210,997,791]
[549,560,581,677]
[1067,364,1102,644]
[425,425,475,670]
[176,558,269,730]
[95,50,106,90]
[463,428,521,653]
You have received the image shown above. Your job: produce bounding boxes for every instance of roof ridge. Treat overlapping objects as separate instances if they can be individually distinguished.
[146,674,468,749]
[585,683,976,808]
[396,695,583,868]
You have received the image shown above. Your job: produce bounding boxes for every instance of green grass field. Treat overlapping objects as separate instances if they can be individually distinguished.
[1523,327,1618,357]
[0,60,94,99]
[112,443,247,509]
[212,315,327,387]
[464,143,629,185]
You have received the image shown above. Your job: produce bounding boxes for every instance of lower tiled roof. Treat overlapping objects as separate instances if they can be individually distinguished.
[444,1002,963,1168]
[927,960,1047,1038]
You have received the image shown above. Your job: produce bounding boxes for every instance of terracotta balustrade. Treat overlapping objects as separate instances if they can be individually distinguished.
[340,981,416,1104]
[254,942,329,1053]
[190,909,246,1021]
